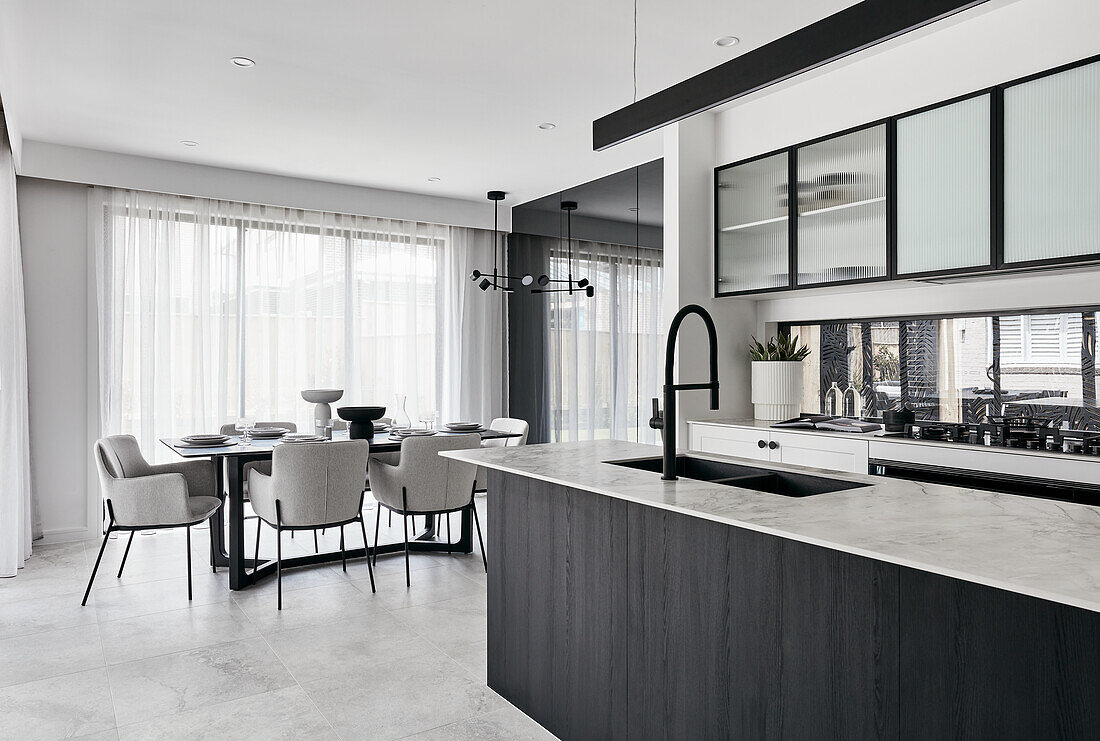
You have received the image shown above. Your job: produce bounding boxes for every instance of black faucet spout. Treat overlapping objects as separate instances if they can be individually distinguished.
[660,304,720,480]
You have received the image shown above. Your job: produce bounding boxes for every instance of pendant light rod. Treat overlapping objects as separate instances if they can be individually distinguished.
[471,190,535,293]
[531,199,593,297]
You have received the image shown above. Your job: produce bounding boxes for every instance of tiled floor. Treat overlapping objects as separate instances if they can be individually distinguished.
[0,499,554,741]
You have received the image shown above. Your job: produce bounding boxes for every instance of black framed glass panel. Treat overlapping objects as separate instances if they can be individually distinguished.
[1004,59,1100,264]
[896,93,992,275]
[715,151,790,294]
[795,124,887,285]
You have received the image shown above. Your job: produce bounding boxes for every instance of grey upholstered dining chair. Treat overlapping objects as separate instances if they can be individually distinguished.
[83,436,222,606]
[249,440,375,608]
[368,434,483,587]
[474,417,529,492]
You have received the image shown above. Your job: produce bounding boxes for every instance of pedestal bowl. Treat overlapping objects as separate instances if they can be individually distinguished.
[337,406,387,440]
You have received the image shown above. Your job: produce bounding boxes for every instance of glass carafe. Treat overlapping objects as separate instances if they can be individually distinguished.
[393,394,412,430]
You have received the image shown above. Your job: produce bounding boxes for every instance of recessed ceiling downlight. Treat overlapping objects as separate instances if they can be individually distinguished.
[427,177,441,182]
[537,122,556,130]
[231,56,256,67]
[180,140,198,147]
[714,36,739,47]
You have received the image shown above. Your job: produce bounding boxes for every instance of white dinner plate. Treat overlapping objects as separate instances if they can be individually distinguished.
[177,440,236,448]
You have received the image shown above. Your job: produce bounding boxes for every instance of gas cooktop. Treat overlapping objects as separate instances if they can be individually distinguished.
[904,417,1100,456]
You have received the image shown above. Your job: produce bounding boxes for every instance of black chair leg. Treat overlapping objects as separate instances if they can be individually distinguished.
[253,517,261,574]
[313,529,319,553]
[116,532,135,578]
[209,525,217,574]
[388,509,392,527]
[359,516,376,593]
[340,526,347,572]
[402,514,411,587]
[446,512,452,554]
[373,505,381,568]
[276,527,283,610]
[82,527,112,606]
[471,504,487,573]
[186,526,193,601]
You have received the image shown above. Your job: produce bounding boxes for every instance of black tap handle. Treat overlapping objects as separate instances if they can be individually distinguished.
[649,398,664,430]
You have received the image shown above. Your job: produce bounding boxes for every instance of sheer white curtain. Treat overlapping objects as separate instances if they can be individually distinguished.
[0,122,34,576]
[547,239,662,443]
[94,188,504,460]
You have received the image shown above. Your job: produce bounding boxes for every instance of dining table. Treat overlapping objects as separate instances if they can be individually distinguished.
[160,428,521,590]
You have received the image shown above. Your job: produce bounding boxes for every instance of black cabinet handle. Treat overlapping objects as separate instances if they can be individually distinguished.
[768,440,779,450]
[757,439,767,448]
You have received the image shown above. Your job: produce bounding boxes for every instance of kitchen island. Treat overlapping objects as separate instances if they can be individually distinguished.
[442,439,1100,740]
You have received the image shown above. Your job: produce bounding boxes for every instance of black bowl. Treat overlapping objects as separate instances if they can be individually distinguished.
[337,406,387,439]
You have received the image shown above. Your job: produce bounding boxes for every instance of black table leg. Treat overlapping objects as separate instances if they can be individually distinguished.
[227,455,251,590]
[208,460,230,568]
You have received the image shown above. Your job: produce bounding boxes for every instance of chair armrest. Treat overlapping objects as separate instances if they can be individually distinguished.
[367,458,403,511]
[149,459,217,499]
[248,469,277,525]
[103,473,192,527]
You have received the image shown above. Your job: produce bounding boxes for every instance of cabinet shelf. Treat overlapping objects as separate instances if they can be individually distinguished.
[798,196,885,218]
[720,215,788,232]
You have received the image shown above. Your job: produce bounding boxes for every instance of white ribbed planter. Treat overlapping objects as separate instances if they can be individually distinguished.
[751,361,804,421]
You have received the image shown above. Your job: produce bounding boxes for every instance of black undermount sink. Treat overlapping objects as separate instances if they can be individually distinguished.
[607,455,870,497]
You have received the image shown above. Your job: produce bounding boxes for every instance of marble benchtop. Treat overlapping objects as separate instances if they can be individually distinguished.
[441,439,1100,613]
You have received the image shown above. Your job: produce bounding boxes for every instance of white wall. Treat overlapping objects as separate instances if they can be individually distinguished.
[663,114,756,434]
[18,140,511,232]
[17,177,95,542]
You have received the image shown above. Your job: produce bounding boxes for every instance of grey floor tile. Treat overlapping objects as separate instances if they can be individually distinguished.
[263,612,437,685]
[115,685,336,741]
[0,590,99,640]
[0,667,116,740]
[98,601,258,665]
[232,580,384,633]
[302,651,505,740]
[389,593,487,653]
[107,636,295,727]
[401,705,556,740]
[368,560,485,611]
[0,622,105,687]
[440,638,488,683]
[90,572,230,623]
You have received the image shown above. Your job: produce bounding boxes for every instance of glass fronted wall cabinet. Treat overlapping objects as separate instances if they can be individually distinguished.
[895,93,993,276]
[714,53,1100,297]
[796,124,887,286]
[715,151,790,294]
[1003,59,1100,266]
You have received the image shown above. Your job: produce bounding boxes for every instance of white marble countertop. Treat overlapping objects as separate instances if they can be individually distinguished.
[441,439,1100,613]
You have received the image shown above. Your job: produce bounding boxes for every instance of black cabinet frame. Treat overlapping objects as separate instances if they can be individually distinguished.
[714,51,1100,298]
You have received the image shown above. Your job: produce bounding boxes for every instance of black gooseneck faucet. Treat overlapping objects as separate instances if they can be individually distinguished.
[649,304,720,480]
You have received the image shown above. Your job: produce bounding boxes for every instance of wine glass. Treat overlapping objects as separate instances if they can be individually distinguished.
[419,410,438,431]
[235,417,255,445]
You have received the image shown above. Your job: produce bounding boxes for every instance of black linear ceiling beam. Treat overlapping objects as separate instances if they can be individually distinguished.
[592,0,992,151]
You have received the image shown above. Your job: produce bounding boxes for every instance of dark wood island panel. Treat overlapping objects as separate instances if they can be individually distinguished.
[486,470,1100,740]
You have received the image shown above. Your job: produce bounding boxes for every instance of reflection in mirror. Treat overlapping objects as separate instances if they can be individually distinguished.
[508,160,663,444]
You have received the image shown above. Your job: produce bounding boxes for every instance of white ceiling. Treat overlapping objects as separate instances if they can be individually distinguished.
[0,0,858,205]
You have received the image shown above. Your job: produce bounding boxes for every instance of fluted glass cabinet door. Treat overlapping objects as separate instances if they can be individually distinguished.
[796,124,887,285]
[716,151,790,294]
[1004,59,1100,264]
[896,94,992,275]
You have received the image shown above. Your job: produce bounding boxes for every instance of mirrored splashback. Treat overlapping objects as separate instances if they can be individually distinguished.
[783,307,1100,430]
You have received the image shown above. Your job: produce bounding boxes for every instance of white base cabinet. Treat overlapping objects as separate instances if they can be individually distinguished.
[687,422,870,474]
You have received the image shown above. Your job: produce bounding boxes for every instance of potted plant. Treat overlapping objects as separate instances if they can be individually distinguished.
[749,334,810,421]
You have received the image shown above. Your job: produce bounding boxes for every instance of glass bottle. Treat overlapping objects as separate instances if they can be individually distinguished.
[824,382,843,416]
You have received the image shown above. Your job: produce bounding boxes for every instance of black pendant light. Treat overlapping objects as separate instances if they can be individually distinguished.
[532,200,594,297]
[471,190,534,293]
